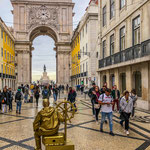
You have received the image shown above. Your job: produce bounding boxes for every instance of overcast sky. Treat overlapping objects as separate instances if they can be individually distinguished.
[0,0,89,81]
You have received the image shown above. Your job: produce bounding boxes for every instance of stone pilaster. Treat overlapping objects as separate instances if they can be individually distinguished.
[126,66,132,92]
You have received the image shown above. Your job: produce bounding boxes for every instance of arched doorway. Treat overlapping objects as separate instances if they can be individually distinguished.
[11,0,74,86]
[133,71,142,97]
[120,73,126,93]
[32,35,56,83]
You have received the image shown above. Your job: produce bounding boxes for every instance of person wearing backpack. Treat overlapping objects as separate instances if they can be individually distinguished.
[53,85,59,102]
[1,87,9,113]
[8,88,14,112]
[15,88,23,114]
[98,88,115,136]
[120,91,133,135]
[34,86,40,107]
[42,86,49,99]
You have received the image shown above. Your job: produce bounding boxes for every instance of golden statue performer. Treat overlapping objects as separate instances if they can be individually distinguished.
[33,99,75,150]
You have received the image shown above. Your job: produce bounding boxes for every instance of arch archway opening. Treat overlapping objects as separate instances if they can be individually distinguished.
[32,35,56,84]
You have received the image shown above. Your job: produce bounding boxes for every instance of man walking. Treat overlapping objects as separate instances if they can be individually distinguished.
[99,88,115,136]
[111,85,120,112]
[88,83,96,117]
[8,88,13,112]
[15,87,23,114]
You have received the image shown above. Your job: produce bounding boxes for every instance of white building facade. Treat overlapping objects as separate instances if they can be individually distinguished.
[79,1,98,88]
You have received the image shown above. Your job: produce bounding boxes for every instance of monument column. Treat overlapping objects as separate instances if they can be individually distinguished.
[15,43,31,86]
[57,45,71,85]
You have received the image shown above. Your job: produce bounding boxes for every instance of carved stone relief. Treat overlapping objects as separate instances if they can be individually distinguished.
[27,5,59,30]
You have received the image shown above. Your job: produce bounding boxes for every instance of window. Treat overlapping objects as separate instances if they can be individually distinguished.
[4,50,6,59]
[1,48,3,57]
[83,47,84,56]
[120,0,126,9]
[83,28,84,38]
[83,63,84,72]
[110,0,115,19]
[7,52,9,61]
[103,5,107,27]
[110,34,114,55]
[4,32,6,42]
[133,16,140,45]
[120,26,125,51]
[80,65,82,73]
[86,62,88,72]
[103,40,106,58]
[86,43,88,54]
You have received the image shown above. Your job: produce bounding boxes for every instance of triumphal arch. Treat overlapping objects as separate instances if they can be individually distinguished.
[11,0,74,85]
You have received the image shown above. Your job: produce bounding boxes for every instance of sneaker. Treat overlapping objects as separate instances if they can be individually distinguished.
[16,110,18,114]
[19,112,21,114]
[126,131,129,135]
[100,129,103,132]
[109,131,115,136]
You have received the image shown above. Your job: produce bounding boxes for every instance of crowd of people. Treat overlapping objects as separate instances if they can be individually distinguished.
[88,82,138,136]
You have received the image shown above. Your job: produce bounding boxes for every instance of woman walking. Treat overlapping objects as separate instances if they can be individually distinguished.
[34,86,40,107]
[120,91,133,135]
[67,87,77,111]
[91,86,101,124]
[1,88,9,113]
[130,89,137,118]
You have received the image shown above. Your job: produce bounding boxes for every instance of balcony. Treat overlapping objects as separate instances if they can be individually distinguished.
[99,39,150,69]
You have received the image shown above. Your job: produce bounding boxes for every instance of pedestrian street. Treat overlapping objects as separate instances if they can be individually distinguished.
[0,94,150,150]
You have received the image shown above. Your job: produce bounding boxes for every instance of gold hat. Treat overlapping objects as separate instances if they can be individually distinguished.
[43,99,50,107]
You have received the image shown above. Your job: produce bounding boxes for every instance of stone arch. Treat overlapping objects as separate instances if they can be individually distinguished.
[11,0,74,86]
[28,25,59,43]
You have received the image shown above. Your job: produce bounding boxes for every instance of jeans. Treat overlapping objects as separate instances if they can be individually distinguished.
[132,107,135,117]
[53,94,57,102]
[9,101,12,110]
[36,97,39,106]
[95,108,101,121]
[24,95,28,103]
[16,101,22,112]
[100,112,113,132]
[2,104,7,113]
[121,112,131,131]
[91,100,95,115]
[112,99,119,111]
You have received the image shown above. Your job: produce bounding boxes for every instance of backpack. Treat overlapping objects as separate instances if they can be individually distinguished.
[43,90,48,97]
[15,92,22,101]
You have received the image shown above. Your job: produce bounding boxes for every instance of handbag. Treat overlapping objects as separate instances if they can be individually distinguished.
[94,104,100,109]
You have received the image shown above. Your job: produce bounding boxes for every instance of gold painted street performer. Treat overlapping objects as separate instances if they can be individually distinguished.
[33,99,64,150]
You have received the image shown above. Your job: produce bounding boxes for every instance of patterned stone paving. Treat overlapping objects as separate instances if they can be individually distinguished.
[0,95,150,150]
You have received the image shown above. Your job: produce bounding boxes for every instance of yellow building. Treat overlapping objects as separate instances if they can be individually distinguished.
[71,24,80,87]
[0,18,16,90]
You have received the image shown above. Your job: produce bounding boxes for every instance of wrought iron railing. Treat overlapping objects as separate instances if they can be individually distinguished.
[99,39,150,69]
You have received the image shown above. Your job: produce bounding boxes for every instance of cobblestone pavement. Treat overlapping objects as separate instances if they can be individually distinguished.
[0,93,150,150]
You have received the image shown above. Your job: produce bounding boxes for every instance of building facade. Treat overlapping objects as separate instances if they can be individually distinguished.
[71,25,80,87]
[0,18,16,90]
[97,0,150,110]
[77,0,98,88]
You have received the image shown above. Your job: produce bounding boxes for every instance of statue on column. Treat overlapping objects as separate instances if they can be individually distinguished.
[44,65,46,72]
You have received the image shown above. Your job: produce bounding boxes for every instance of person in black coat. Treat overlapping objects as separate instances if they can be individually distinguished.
[34,86,40,107]
[8,88,14,112]
[1,88,9,113]
[67,87,77,111]
[88,83,96,117]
